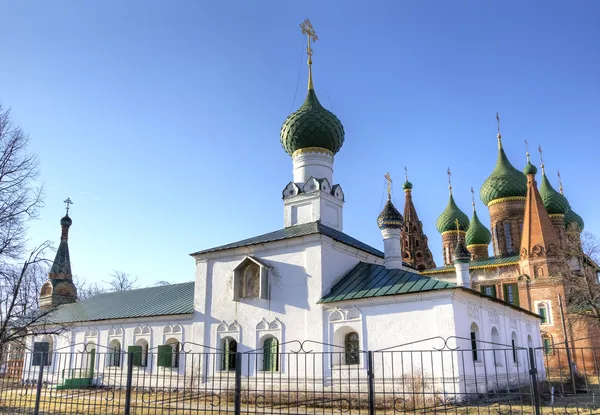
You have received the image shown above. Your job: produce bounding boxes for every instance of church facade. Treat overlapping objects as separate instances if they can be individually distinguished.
[11,27,553,393]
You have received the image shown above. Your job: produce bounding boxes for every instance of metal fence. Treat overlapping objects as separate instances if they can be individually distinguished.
[0,336,598,414]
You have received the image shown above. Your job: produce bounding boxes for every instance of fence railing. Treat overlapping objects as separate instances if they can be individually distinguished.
[0,337,598,414]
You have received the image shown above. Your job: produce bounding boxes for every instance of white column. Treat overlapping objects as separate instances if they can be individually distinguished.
[381,228,403,269]
[292,150,333,183]
[454,262,470,288]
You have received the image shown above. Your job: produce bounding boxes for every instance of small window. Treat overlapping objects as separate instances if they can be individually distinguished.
[543,336,553,355]
[108,340,121,367]
[538,304,549,325]
[492,225,499,254]
[158,338,180,368]
[480,285,497,298]
[344,332,360,365]
[445,246,450,264]
[470,323,479,362]
[511,332,518,364]
[222,338,237,371]
[503,283,520,306]
[504,222,513,253]
[262,337,279,372]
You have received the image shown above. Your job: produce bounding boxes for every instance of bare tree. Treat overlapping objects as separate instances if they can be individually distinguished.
[0,243,65,349]
[0,105,43,262]
[74,276,106,300]
[564,229,600,322]
[106,270,138,292]
[0,105,52,356]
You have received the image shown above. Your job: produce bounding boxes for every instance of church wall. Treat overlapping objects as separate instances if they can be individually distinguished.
[22,315,193,385]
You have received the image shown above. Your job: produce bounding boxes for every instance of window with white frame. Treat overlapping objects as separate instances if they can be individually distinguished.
[537,302,551,325]
[504,222,513,253]
[470,323,480,362]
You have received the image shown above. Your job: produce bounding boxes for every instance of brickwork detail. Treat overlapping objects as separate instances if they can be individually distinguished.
[401,189,436,270]
[488,199,525,256]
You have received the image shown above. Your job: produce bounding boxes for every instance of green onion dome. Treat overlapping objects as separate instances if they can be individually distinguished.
[539,172,570,215]
[402,180,413,190]
[480,139,527,206]
[466,210,492,246]
[565,207,584,231]
[523,160,538,176]
[377,199,404,230]
[436,194,469,234]
[280,88,345,156]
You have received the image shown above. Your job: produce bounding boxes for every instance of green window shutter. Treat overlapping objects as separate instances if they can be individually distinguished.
[503,284,509,303]
[157,345,173,367]
[128,346,142,367]
[263,338,278,372]
[490,286,497,298]
[511,284,520,306]
[543,338,553,355]
[479,286,485,294]
[539,307,548,324]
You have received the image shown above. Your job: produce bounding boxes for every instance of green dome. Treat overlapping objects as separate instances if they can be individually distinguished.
[280,89,345,156]
[436,194,470,234]
[523,161,538,176]
[402,180,413,190]
[540,172,570,215]
[377,199,403,230]
[480,140,527,206]
[565,208,584,231]
[60,214,72,227]
[466,210,491,246]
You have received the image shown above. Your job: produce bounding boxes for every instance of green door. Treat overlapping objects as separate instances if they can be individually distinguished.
[88,349,95,379]
[263,338,279,372]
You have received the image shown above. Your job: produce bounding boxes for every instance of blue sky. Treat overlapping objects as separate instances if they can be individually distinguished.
[1,1,598,286]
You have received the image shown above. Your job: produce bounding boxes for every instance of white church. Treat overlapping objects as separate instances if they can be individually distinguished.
[20,23,543,394]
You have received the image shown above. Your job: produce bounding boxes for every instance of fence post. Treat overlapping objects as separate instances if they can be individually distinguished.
[528,347,541,415]
[124,351,134,415]
[33,352,45,415]
[367,351,375,415]
[234,352,242,415]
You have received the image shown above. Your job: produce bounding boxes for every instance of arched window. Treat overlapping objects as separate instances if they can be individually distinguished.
[504,222,513,253]
[511,332,518,363]
[492,225,500,255]
[344,332,360,365]
[491,327,501,366]
[527,335,533,349]
[242,264,260,298]
[132,339,149,367]
[108,339,121,367]
[470,323,479,362]
[222,338,237,371]
[542,335,554,356]
[262,337,279,372]
[445,245,450,264]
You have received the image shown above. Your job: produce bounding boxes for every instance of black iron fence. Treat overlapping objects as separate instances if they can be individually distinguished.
[0,336,598,414]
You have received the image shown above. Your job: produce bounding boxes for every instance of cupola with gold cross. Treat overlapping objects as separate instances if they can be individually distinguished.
[39,198,78,310]
[436,168,469,266]
[480,114,527,256]
[466,187,491,260]
[282,19,345,231]
[377,173,404,269]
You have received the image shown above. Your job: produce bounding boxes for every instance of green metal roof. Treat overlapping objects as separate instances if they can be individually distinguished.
[422,254,520,274]
[191,221,385,258]
[320,262,455,303]
[47,282,194,324]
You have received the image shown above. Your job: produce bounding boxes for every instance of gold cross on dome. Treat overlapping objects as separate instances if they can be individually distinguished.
[455,218,461,232]
[404,166,408,182]
[496,112,501,136]
[300,19,318,63]
[384,172,392,199]
[64,197,73,214]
